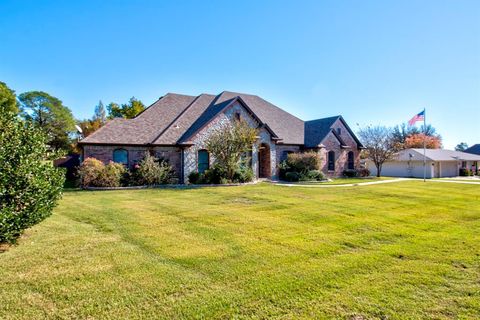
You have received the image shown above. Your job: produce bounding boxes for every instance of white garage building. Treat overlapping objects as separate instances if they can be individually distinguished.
[368,148,480,178]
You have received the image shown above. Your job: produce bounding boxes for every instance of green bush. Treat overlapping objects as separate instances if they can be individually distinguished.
[233,166,255,183]
[285,172,300,182]
[343,169,358,178]
[78,158,126,187]
[188,172,201,184]
[131,154,173,185]
[204,165,227,184]
[286,151,321,174]
[0,113,65,243]
[459,168,472,177]
[302,170,325,181]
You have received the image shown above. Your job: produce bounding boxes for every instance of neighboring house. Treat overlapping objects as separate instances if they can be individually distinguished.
[465,144,480,155]
[79,91,363,183]
[368,148,480,178]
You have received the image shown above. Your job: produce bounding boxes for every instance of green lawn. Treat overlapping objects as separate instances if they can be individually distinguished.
[1,182,479,319]
[288,176,393,185]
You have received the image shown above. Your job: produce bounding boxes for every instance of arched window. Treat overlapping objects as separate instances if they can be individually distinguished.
[113,149,128,165]
[347,151,355,170]
[328,151,335,171]
[198,149,209,173]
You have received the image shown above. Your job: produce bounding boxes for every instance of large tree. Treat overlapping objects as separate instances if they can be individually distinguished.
[107,97,145,119]
[93,100,107,124]
[0,81,19,114]
[18,91,76,152]
[205,119,258,180]
[358,126,400,177]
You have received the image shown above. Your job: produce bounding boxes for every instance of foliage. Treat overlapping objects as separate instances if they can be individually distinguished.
[131,153,174,185]
[77,118,104,138]
[0,113,65,243]
[78,158,126,187]
[284,171,300,182]
[286,152,321,174]
[232,166,255,183]
[343,169,358,177]
[279,151,322,181]
[459,168,473,177]
[18,91,76,152]
[455,142,468,152]
[107,97,145,119]
[299,170,325,181]
[205,119,258,180]
[405,133,442,149]
[391,123,442,150]
[188,172,201,184]
[357,167,371,177]
[93,100,107,124]
[0,81,19,114]
[358,126,400,177]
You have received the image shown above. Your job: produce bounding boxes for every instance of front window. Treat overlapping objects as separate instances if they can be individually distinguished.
[113,149,128,165]
[198,149,209,173]
[328,151,335,171]
[347,151,354,170]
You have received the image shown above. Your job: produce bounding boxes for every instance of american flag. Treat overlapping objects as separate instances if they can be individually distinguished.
[408,110,425,126]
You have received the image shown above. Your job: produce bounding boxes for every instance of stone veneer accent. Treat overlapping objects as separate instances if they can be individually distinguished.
[183,101,278,183]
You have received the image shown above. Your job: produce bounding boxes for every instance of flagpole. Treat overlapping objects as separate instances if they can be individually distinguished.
[423,108,426,182]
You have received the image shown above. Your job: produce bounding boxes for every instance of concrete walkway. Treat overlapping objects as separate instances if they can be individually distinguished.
[275,178,480,188]
[275,178,413,188]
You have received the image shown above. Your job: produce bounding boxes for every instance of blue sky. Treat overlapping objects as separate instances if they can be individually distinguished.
[1,0,479,148]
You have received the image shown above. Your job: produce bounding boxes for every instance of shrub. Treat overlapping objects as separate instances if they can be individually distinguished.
[233,166,255,183]
[0,113,65,243]
[286,152,321,174]
[285,172,300,182]
[303,170,325,181]
[343,169,358,178]
[188,171,201,184]
[78,158,125,187]
[204,165,227,184]
[459,168,472,177]
[131,154,173,185]
[358,168,371,177]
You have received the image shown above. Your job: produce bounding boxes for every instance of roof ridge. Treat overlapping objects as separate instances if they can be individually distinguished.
[149,94,203,144]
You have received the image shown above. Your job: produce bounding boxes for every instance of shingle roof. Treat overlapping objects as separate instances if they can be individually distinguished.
[396,149,480,161]
[465,144,480,155]
[79,91,359,148]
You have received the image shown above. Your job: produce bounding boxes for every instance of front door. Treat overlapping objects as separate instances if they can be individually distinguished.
[258,143,271,178]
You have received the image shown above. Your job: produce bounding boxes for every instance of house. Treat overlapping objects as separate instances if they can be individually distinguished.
[368,148,480,178]
[465,144,480,155]
[79,91,363,183]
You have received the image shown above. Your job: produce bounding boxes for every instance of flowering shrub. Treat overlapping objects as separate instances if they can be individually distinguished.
[130,154,174,185]
[78,158,125,187]
[279,151,323,181]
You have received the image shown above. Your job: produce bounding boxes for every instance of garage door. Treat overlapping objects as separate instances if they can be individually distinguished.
[441,162,458,177]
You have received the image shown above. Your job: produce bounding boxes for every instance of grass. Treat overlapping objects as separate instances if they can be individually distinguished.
[286,176,393,185]
[1,181,479,319]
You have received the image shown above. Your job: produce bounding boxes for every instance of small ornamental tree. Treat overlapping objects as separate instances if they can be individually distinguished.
[405,133,442,149]
[205,119,258,181]
[0,113,65,243]
[358,126,400,177]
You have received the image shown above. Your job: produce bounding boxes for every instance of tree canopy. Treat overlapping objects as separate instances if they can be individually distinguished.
[205,120,258,180]
[391,123,442,149]
[358,126,400,177]
[455,142,468,152]
[0,81,19,114]
[18,91,76,152]
[107,97,145,119]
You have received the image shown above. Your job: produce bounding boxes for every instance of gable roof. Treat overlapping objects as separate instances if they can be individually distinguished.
[304,115,363,148]
[79,91,360,148]
[396,148,480,161]
[464,144,480,155]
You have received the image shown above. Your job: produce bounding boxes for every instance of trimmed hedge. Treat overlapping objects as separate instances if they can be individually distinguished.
[0,113,65,243]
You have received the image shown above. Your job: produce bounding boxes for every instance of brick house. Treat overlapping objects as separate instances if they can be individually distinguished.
[79,91,363,183]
